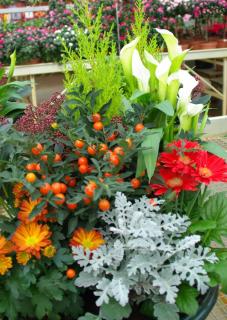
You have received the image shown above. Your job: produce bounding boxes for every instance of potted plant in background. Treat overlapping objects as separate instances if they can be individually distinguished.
[0,1,226,320]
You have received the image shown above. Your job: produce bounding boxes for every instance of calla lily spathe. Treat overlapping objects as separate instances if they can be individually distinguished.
[120,37,140,87]
[132,49,150,93]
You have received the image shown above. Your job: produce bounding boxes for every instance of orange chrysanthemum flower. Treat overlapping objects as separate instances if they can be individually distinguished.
[0,255,12,275]
[16,252,31,266]
[18,198,48,224]
[13,183,28,208]
[70,228,104,251]
[11,222,52,259]
[0,236,13,255]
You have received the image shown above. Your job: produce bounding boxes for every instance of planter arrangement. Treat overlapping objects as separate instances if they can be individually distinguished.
[0,1,227,320]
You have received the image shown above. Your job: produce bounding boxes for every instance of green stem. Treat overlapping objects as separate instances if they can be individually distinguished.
[187,189,200,218]
[180,191,185,214]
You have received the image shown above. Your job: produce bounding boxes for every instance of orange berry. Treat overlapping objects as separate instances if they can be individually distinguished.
[66,203,78,210]
[87,145,96,156]
[78,157,88,166]
[104,172,112,178]
[116,177,124,183]
[98,199,111,212]
[113,146,124,156]
[66,268,76,279]
[109,154,120,166]
[99,143,108,153]
[89,181,97,189]
[79,164,89,174]
[31,143,43,155]
[60,183,67,194]
[93,121,104,131]
[135,123,145,133]
[92,113,101,123]
[107,132,117,142]
[51,182,62,195]
[131,178,141,189]
[35,163,41,171]
[67,178,77,187]
[84,185,95,198]
[83,197,92,205]
[54,193,65,205]
[74,140,84,149]
[40,183,52,195]
[26,163,36,171]
[54,154,62,162]
[41,175,47,180]
[41,154,48,162]
[25,173,37,183]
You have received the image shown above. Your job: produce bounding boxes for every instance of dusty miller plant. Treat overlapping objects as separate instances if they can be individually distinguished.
[73,193,217,319]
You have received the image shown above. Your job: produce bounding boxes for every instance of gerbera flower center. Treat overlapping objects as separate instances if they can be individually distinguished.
[167,177,183,188]
[199,167,212,178]
[179,155,191,165]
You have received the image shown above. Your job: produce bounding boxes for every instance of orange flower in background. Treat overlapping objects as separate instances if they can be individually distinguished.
[12,222,52,259]
[16,252,31,266]
[18,198,48,224]
[0,255,12,275]
[70,228,104,251]
[0,236,13,255]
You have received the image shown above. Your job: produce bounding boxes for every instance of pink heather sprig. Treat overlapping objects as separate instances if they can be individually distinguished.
[15,93,65,134]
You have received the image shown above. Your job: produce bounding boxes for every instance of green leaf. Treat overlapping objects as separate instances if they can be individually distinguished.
[176,284,199,316]
[68,216,78,235]
[192,95,210,105]
[32,293,53,320]
[79,313,100,320]
[136,151,146,178]
[189,220,217,233]
[140,300,154,318]
[202,141,227,160]
[37,270,64,301]
[154,303,179,320]
[100,299,132,320]
[207,260,227,293]
[53,248,74,268]
[200,192,227,244]
[140,128,163,181]
[154,100,174,116]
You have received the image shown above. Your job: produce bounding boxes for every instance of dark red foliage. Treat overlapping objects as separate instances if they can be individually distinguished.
[15,93,65,134]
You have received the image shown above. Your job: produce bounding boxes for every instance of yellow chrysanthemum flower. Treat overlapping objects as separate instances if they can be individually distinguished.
[43,245,56,258]
[0,255,12,275]
[11,222,52,259]
[16,252,31,266]
[70,228,104,251]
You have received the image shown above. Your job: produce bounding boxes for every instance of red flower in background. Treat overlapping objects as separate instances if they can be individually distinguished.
[194,151,227,185]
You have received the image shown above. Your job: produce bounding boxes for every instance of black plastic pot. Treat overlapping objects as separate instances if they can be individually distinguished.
[183,286,219,320]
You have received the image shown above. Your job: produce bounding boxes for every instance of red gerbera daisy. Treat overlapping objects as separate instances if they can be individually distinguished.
[194,151,227,185]
[150,168,198,196]
[167,139,201,151]
[159,150,197,174]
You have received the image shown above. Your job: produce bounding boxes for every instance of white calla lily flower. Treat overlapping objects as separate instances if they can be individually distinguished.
[155,56,171,101]
[132,49,150,93]
[120,37,140,84]
[144,50,159,67]
[156,28,182,60]
[186,103,204,116]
